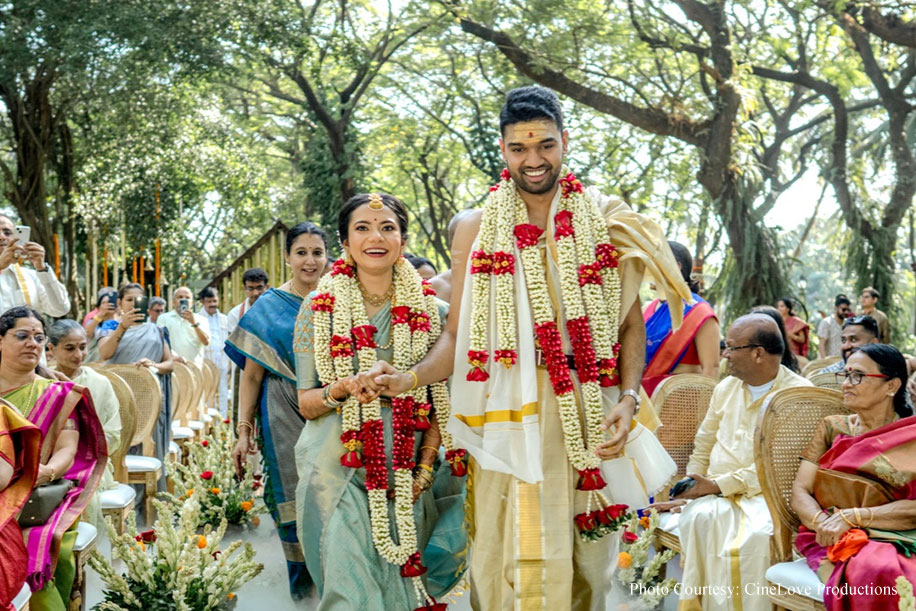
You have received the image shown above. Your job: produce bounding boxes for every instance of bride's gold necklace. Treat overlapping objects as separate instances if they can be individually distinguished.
[358,280,395,307]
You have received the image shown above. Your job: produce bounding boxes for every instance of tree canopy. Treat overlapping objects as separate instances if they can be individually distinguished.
[0,0,914,346]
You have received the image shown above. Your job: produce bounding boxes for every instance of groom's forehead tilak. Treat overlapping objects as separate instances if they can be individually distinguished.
[502,120,560,145]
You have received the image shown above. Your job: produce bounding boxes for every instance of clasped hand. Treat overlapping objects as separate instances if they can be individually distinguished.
[345,361,413,404]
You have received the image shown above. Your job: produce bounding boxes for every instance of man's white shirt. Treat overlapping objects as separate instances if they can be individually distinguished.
[0,263,70,316]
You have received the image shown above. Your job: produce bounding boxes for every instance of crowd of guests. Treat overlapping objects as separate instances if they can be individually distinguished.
[1,113,916,611]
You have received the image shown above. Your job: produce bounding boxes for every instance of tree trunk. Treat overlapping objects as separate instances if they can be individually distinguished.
[0,70,56,250]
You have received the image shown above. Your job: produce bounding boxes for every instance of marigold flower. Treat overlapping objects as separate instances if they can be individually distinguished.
[227,593,236,600]
[617,551,632,569]
[252,516,260,526]
[241,501,253,512]
[186,488,194,498]
[639,515,651,529]
[196,535,207,549]
[210,487,220,495]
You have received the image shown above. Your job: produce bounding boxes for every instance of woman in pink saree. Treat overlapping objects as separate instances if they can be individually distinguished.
[0,307,105,611]
[777,297,809,358]
[791,343,916,611]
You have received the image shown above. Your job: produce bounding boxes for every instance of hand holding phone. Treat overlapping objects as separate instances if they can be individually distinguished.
[135,296,149,322]
[670,477,697,499]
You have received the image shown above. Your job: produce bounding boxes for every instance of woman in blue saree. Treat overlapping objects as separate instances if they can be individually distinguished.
[642,241,718,395]
[293,194,466,610]
[227,221,329,601]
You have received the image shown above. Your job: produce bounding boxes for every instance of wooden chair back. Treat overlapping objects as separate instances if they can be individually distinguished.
[802,356,841,378]
[808,371,842,391]
[754,386,847,561]
[185,361,205,420]
[170,362,194,426]
[202,359,219,409]
[104,365,162,454]
[91,369,137,482]
[651,374,717,479]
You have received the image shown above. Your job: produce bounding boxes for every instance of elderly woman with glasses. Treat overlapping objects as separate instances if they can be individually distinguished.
[0,307,105,610]
[791,343,916,611]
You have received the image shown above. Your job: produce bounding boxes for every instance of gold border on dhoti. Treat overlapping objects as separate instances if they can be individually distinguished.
[454,402,538,428]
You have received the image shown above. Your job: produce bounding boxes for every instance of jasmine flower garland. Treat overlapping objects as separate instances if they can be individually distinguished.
[310,256,462,610]
[468,167,625,540]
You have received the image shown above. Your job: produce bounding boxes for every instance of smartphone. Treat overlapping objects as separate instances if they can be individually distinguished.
[12,225,30,245]
[102,292,118,307]
[179,298,190,313]
[670,477,697,498]
[135,295,149,322]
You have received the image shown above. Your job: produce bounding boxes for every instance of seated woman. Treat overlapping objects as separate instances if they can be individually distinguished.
[98,283,173,494]
[791,343,916,611]
[777,296,809,359]
[0,307,105,610]
[293,194,465,609]
[0,391,40,610]
[49,320,122,530]
[642,241,718,395]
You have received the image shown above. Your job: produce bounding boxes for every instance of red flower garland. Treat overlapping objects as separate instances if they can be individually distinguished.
[351,324,378,350]
[330,334,354,358]
[330,259,355,277]
[566,317,599,384]
[469,250,492,275]
[514,223,543,249]
[554,210,575,237]
[466,350,489,382]
[490,251,515,275]
[533,321,573,395]
[310,292,335,312]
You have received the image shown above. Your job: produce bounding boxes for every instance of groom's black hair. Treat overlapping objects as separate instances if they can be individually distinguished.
[499,85,564,136]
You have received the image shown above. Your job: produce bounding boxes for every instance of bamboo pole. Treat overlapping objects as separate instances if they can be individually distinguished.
[102,246,108,287]
[90,231,98,306]
[139,256,145,289]
[53,234,60,277]
[132,257,138,283]
[155,184,161,297]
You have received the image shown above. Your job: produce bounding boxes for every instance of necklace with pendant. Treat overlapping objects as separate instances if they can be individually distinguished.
[358,280,395,307]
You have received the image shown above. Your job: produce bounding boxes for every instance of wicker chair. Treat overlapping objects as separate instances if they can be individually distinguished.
[801,356,841,378]
[755,386,847,611]
[650,374,717,553]
[807,371,841,391]
[169,362,195,462]
[105,365,163,522]
[91,369,138,534]
[202,358,221,419]
[184,361,206,437]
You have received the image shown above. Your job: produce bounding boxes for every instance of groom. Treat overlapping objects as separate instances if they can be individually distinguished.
[361,85,689,610]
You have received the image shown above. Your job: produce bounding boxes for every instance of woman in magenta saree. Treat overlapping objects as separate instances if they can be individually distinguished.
[642,241,718,396]
[0,398,40,611]
[0,307,105,611]
[791,344,916,611]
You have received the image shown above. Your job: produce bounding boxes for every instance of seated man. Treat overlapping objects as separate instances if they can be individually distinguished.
[657,313,812,610]
[818,315,879,374]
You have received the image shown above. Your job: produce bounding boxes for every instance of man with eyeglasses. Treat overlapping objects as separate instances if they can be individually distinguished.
[819,315,879,375]
[226,268,269,335]
[0,213,69,317]
[654,314,812,611]
[816,294,851,358]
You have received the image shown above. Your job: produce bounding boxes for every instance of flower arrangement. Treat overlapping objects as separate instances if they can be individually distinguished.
[614,509,678,610]
[469,167,624,537]
[89,497,263,611]
[898,576,915,611]
[164,419,265,527]
[310,251,463,610]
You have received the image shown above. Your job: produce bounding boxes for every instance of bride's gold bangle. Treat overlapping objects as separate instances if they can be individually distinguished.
[407,370,419,391]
